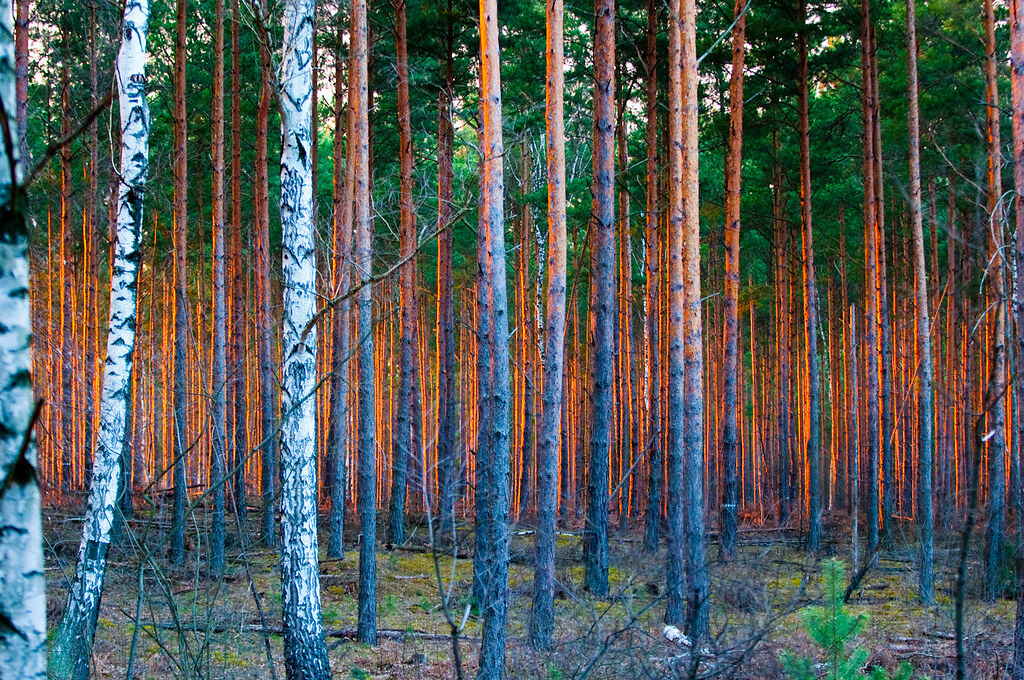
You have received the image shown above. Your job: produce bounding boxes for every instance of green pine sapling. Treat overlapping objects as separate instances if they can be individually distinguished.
[781,559,913,680]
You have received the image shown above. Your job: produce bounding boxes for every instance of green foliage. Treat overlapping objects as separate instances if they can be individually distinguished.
[780,560,913,680]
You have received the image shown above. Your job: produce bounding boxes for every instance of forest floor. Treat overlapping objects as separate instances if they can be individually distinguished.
[42,502,1015,679]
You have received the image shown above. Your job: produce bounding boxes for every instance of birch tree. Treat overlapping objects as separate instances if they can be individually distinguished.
[278,0,332,673]
[0,1,45,675]
[49,0,150,674]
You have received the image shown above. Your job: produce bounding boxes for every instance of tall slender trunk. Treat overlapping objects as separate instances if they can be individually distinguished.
[59,40,71,496]
[327,23,354,560]
[278,0,332,673]
[519,145,536,520]
[872,35,895,538]
[0,3,45,674]
[798,0,822,553]
[472,120,493,613]
[643,0,662,554]
[720,0,745,556]
[49,3,150,674]
[1010,0,1024,670]
[861,0,881,557]
[477,0,513,675]
[680,0,707,638]
[906,0,934,603]
[170,0,189,564]
[13,0,26,167]
[666,0,707,638]
[530,0,566,647]
[667,0,687,618]
[257,0,277,548]
[584,0,614,599]
[84,7,99,489]
[437,7,457,536]
[388,0,415,546]
[984,0,1008,603]
[230,0,247,521]
[210,0,227,576]
[352,0,377,645]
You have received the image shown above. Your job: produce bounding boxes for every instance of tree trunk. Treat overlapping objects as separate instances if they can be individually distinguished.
[436,7,457,536]
[210,0,227,577]
[278,0,332,673]
[59,40,71,496]
[680,0,707,638]
[257,0,277,549]
[667,0,686,621]
[477,1,513,675]
[48,3,150,674]
[530,0,566,647]
[861,0,881,558]
[230,0,247,521]
[388,0,415,547]
[1010,0,1024,670]
[643,0,662,554]
[0,4,45,674]
[584,0,614,599]
[906,0,934,603]
[14,0,26,167]
[327,22,354,560]
[352,0,377,645]
[984,0,1008,603]
[170,0,189,564]
[871,34,895,539]
[720,0,745,557]
[798,0,822,553]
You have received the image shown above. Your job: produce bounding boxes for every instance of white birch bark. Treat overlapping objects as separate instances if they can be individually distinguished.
[49,2,149,677]
[0,0,46,675]
[278,0,331,676]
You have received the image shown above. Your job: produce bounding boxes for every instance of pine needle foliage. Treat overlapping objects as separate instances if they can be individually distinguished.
[781,559,914,680]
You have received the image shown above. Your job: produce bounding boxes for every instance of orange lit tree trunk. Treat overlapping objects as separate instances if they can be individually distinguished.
[861,0,881,558]
[680,0,706,637]
[171,0,188,563]
[1011,0,1024,669]
[352,0,377,645]
[436,6,457,535]
[257,0,277,548]
[229,0,247,520]
[984,0,1007,603]
[327,22,354,560]
[643,0,662,553]
[906,0,934,603]
[720,0,745,556]
[209,0,227,575]
[387,0,416,546]
[584,0,614,599]
[797,0,822,552]
[530,0,566,647]
[476,0,513,674]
